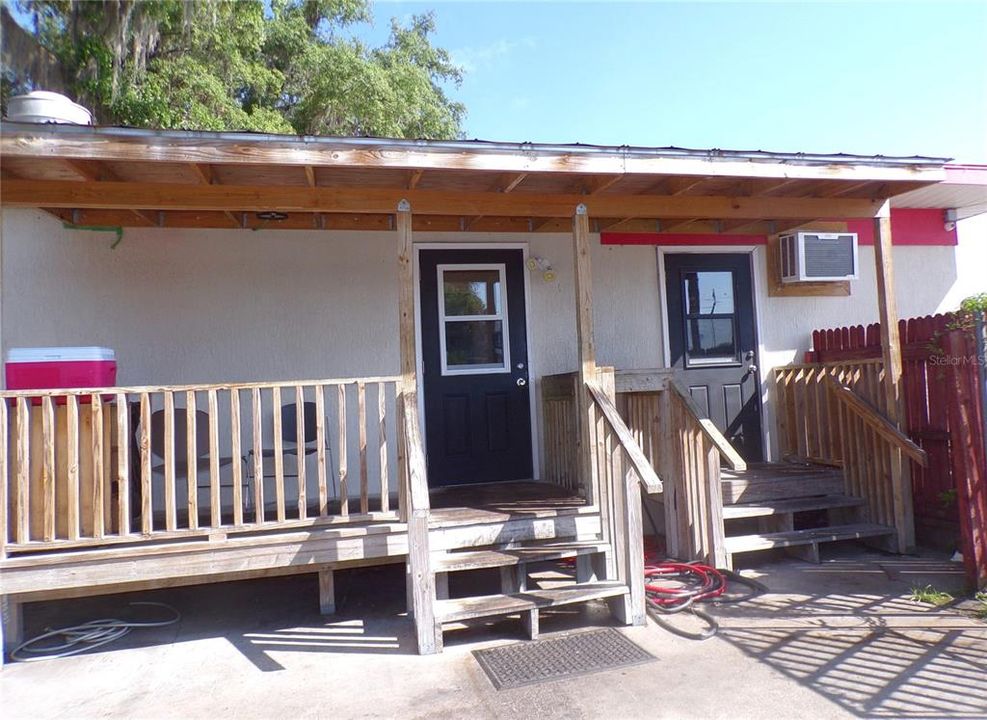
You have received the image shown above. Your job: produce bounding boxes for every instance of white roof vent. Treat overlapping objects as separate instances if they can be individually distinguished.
[5,91,93,125]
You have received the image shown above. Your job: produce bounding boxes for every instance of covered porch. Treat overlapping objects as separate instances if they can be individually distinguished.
[0,123,947,657]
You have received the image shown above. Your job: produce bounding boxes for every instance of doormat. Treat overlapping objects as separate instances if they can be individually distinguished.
[472,628,654,690]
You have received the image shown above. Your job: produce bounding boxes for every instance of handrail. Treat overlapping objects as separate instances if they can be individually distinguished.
[825,376,928,466]
[0,375,402,399]
[586,381,663,494]
[668,380,747,472]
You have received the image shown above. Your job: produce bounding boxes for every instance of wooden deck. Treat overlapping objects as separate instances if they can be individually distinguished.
[0,480,598,601]
[431,480,587,515]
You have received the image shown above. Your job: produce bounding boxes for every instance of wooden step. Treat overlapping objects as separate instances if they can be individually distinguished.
[434,541,609,573]
[723,523,893,555]
[721,463,845,504]
[434,581,628,624]
[722,494,864,520]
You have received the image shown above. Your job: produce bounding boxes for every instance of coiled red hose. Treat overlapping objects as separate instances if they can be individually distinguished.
[644,562,727,612]
[641,537,763,639]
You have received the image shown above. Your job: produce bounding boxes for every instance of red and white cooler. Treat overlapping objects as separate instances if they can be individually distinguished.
[5,347,117,393]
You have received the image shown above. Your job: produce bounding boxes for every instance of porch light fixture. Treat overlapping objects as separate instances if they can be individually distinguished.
[527,256,557,283]
[256,211,289,221]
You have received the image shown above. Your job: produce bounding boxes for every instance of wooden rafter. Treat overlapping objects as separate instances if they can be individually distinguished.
[718,219,765,234]
[670,177,712,196]
[57,158,161,226]
[600,217,637,231]
[752,178,801,196]
[816,180,878,198]
[465,173,529,228]
[60,158,113,182]
[773,219,817,234]
[583,174,623,195]
[498,172,527,193]
[2,180,889,220]
[530,217,560,232]
[636,178,673,196]
[660,218,700,233]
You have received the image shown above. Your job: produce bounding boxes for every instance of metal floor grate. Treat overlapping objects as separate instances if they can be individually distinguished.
[472,628,655,690]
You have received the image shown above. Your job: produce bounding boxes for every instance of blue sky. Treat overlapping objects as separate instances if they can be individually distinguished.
[359,1,987,161]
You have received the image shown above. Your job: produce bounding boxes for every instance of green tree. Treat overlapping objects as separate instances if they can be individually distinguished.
[5,0,465,138]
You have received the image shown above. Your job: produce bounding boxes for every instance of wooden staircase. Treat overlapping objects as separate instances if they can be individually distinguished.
[402,372,662,654]
[720,462,894,565]
[431,539,628,646]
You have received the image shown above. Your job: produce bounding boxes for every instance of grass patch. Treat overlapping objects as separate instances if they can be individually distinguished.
[975,591,987,619]
[909,584,955,606]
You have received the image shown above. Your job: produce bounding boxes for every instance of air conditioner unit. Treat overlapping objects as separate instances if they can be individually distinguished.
[780,231,858,282]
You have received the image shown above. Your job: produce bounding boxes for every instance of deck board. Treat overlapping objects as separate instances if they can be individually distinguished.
[2,480,595,599]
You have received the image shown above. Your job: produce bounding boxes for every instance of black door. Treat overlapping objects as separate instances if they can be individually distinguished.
[419,249,533,486]
[665,253,763,461]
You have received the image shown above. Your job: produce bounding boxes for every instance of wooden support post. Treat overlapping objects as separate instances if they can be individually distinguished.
[595,367,617,580]
[499,564,525,593]
[873,202,915,553]
[873,203,902,423]
[397,198,415,525]
[659,389,682,560]
[318,568,336,615]
[397,199,416,398]
[434,571,449,600]
[576,554,600,583]
[407,511,440,654]
[396,201,439,655]
[521,609,539,640]
[573,204,598,502]
[1,596,23,665]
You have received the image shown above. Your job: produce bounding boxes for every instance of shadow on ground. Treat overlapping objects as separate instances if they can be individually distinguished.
[9,546,986,720]
[714,548,986,719]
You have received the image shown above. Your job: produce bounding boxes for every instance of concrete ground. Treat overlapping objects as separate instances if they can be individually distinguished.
[2,546,985,720]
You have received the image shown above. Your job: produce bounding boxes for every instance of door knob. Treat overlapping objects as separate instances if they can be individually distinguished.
[516,378,527,387]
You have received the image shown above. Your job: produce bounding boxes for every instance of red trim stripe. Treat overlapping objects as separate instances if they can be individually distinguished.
[601,209,957,247]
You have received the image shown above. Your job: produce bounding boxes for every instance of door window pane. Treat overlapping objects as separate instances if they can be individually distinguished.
[686,318,736,364]
[444,270,502,316]
[445,320,505,369]
[684,271,735,315]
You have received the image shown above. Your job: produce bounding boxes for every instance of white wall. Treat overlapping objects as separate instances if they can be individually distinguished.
[1,209,401,384]
[0,210,662,385]
[2,207,980,468]
[0,209,663,481]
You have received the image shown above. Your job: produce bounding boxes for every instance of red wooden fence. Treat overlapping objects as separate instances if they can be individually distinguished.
[942,329,987,589]
[807,313,987,588]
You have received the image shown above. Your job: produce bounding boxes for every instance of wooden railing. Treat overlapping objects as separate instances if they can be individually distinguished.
[1,376,401,555]
[773,360,927,552]
[774,359,885,464]
[614,372,744,568]
[827,376,927,552]
[586,372,661,624]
